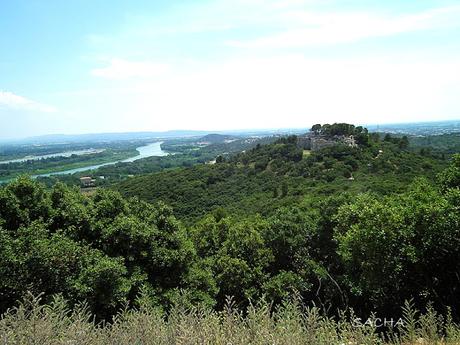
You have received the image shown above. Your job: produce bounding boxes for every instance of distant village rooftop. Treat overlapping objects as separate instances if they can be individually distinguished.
[80,176,96,188]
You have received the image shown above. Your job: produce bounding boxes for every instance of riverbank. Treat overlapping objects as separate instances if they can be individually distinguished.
[0,142,168,183]
[0,148,106,164]
[0,150,136,183]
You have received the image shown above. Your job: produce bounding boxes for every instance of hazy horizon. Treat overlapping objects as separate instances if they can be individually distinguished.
[1,0,460,139]
[1,118,458,144]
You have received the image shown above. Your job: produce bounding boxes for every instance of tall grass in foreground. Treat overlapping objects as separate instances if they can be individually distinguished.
[1,294,460,344]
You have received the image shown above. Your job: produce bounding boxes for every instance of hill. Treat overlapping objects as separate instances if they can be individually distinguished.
[410,132,460,154]
[115,127,447,222]
[197,133,239,144]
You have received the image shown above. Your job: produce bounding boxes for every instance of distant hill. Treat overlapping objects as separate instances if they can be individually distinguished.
[197,134,239,144]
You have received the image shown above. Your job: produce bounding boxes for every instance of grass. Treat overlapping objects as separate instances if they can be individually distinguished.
[1,294,460,344]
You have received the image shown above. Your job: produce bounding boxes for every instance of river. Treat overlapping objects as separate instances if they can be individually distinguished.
[35,142,168,177]
[0,148,106,164]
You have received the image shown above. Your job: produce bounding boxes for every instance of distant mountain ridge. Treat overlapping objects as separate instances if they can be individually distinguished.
[5,128,306,145]
[6,120,460,145]
[17,130,213,144]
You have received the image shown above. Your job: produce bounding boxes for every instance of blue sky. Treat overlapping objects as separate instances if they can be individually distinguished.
[1,0,460,139]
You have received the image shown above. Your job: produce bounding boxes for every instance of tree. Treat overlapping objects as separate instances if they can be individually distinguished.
[214,219,273,306]
[438,154,460,190]
[0,188,25,231]
[281,181,289,197]
[311,124,322,134]
[264,207,314,273]
[5,176,51,226]
[399,135,409,150]
[335,180,460,314]
[72,249,130,318]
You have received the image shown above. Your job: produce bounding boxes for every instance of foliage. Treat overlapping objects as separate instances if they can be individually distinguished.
[438,154,460,190]
[335,179,460,315]
[115,131,447,222]
[1,124,460,325]
[0,177,214,318]
[410,133,460,155]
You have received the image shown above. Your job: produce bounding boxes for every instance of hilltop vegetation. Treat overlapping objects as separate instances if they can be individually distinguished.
[116,127,446,221]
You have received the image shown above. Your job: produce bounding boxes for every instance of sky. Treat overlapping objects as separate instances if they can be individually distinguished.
[1,0,460,139]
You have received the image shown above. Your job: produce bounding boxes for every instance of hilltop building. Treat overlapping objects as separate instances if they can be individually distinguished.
[297,133,357,151]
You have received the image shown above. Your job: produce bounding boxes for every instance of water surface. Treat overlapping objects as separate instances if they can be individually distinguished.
[35,142,167,177]
[0,149,105,164]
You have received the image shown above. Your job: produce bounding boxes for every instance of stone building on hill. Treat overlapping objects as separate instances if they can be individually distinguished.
[297,133,357,151]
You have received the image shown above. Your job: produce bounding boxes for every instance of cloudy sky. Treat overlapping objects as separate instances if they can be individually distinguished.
[1,0,460,139]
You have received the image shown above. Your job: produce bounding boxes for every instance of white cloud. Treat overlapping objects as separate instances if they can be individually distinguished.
[84,0,321,49]
[85,2,460,58]
[59,1,460,134]
[227,5,460,48]
[0,91,57,113]
[91,58,170,80]
[69,54,460,133]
